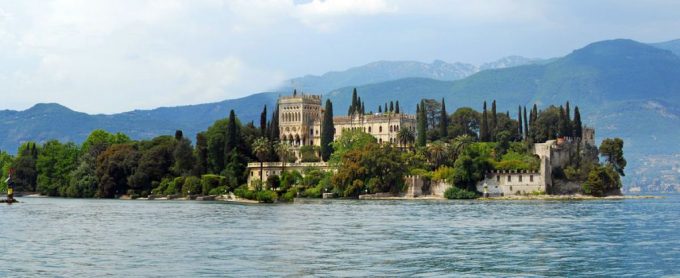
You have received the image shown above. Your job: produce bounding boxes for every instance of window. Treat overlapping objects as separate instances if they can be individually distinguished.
[507,175,511,182]
[368,127,372,133]
[530,175,534,182]
[519,175,523,182]
[379,126,383,132]
[496,175,500,182]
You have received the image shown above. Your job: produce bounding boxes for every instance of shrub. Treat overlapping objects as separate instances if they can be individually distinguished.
[281,188,298,202]
[182,176,201,196]
[302,184,323,198]
[201,174,226,195]
[256,190,278,203]
[234,185,256,200]
[208,186,228,196]
[444,186,478,199]
[432,166,455,182]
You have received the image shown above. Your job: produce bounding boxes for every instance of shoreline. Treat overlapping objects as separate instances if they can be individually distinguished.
[12,193,663,203]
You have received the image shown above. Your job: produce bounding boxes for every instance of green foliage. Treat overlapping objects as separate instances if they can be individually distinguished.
[299,145,319,162]
[448,107,480,139]
[582,165,622,196]
[331,143,406,197]
[256,190,278,203]
[330,130,377,164]
[95,144,139,198]
[416,100,427,147]
[302,184,324,198]
[36,140,80,196]
[444,186,478,199]
[201,174,227,195]
[599,138,626,176]
[320,99,335,161]
[181,176,201,196]
[494,151,540,171]
[432,166,455,182]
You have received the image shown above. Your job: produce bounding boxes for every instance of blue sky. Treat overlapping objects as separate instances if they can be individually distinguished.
[1,0,679,114]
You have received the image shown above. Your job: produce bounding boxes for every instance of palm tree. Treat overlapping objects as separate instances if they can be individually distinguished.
[275,141,293,172]
[397,127,415,150]
[427,141,447,168]
[252,137,271,185]
[451,134,474,162]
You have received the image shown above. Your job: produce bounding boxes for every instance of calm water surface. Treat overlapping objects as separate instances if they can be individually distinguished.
[1,195,679,277]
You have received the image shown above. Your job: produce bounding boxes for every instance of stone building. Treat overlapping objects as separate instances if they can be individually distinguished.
[278,92,416,149]
[248,91,417,186]
[475,127,596,196]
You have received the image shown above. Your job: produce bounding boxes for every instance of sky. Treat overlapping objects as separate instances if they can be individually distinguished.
[1,0,679,114]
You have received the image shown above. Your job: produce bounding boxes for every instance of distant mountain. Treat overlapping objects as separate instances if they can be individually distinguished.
[283,57,543,94]
[0,93,278,153]
[651,39,680,57]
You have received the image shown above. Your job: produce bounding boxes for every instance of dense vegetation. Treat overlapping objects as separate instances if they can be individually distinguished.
[1,91,625,200]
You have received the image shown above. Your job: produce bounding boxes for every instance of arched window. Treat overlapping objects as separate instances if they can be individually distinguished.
[368,127,372,133]
[379,126,383,133]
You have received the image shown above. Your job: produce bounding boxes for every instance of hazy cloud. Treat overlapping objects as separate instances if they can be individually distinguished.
[0,0,679,113]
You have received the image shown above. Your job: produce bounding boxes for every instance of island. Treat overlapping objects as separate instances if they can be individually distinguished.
[1,89,627,203]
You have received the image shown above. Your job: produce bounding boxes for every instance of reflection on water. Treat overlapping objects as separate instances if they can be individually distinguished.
[1,196,679,277]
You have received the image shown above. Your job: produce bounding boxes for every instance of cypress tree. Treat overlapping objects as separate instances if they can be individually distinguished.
[225,110,239,155]
[379,106,382,113]
[558,105,567,137]
[384,103,388,114]
[416,101,427,147]
[574,106,583,138]
[439,98,448,139]
[481,101,489,142]
[194,132,208,176]
[518,106,523,140]
[175,130,183,140]
[395,101,400,114]
[260,105,267,136]
[565,101,572,137]
[360,102,365,115]
[320,100,335,161]
[389,101,394,113]
[269,105,280,141]
[491,100,497,140]
[523,106,529,141]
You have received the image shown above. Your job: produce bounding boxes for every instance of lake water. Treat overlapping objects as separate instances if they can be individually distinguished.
[1,195,679,277]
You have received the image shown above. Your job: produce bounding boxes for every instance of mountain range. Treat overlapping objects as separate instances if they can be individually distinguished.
[2,38,679,191]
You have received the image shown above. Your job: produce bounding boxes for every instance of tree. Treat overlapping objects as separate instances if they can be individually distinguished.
[449,107,480,139]
[558,105,568,137]
[599,138,626,176]
[517,106,523,140]
[96,144,139,198]
[421,99,442,129]
[260,105,267,137]
[332,143,405,197]
[582,165,621,196]
[320,99,335,161]
[12,142,39,192]
[330,130,377,164]
[268,104,280,141]
[252,137,271,184]
[416,100,427,147]
[491,100,497,140]
[193,133,208,176]
[427,141,448,168]
[389,101,394,113]
[275,142,294,172]
[480,101,489,142]
[173,137,195,176]
[36,140,79,196]
[523,106,529,141]
[573,106,583,138]
[397,127,415,149]
[439,98,448,140]
[395,101,400,114]
[450,135,474,162]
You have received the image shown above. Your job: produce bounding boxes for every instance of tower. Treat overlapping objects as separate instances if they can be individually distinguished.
[278,92,322,147]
